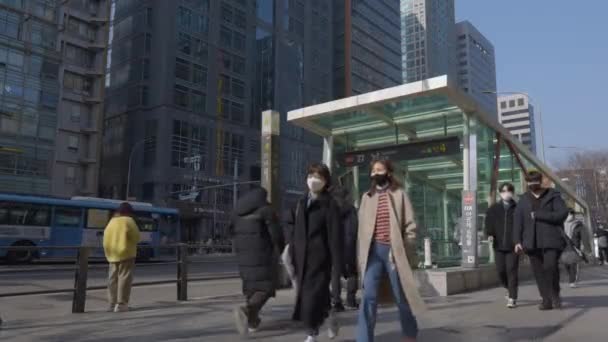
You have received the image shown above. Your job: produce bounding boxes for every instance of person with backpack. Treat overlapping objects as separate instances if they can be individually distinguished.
[485,182,519,308]
[330,186,359,311]
[563,209,584,288]
[230,187,285,337]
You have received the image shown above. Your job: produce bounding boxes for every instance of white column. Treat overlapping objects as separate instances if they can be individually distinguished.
[323,136,334,171]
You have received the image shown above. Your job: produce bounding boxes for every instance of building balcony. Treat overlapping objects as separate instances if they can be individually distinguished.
[78,157,97,165]
[81,126,99,134]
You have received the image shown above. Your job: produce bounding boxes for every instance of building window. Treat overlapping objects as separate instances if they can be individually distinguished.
[171,120,207,170]
[509,100,515,108]
[174,85,189,108]
[191,91,206,113]
[220,26,232,48]
[64,72,92,96]
[68,135,79,151]
[193,64,207,86]
[177,6,192,30]
[500,101,507,109]
[175,58,190,81]
[517,98,525,106]
[222,3,233,24]
[193,39,208,62]
[178,32,191,55]
[232,78,245,99]
[65,167,76,184]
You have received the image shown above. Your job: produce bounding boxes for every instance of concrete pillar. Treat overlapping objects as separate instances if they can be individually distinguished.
[261,110,281,211]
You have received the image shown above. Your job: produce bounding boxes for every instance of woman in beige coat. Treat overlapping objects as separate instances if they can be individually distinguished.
[356,160,426,342]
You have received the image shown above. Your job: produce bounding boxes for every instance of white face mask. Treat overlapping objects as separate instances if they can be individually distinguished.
[307,176,325,193]
[500,192,514,202]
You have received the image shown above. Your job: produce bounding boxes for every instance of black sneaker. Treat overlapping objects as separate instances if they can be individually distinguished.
[552,297,562,310]
[332,303,346,313]
[538,302,553,311]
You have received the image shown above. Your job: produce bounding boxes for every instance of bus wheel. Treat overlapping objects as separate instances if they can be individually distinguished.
[6,241,35,264]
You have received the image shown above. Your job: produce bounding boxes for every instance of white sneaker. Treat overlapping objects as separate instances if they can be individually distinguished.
[305,336,317,342]
[328,315,339,339]
[569,283,578,288]
[114,304,129,313]
[507,298,517,309]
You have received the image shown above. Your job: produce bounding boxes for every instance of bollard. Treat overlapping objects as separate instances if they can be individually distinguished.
[177,244,188,301]
[72,247,90,313]
[424,237,432,268]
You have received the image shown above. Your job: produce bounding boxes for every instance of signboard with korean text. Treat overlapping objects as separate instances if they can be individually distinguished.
[337,136,460,168]
[461,190,478,268]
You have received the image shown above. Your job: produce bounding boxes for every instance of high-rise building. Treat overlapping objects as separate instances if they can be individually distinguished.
[334,0,402,98]
[401,0,455,84]
[101,0,333,241]
[0,0,110,196]
[498,94,537,154]
[455,21,497,117]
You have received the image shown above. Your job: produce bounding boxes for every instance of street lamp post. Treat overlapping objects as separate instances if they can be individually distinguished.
[483,91,546,162]
[125,139,147,200]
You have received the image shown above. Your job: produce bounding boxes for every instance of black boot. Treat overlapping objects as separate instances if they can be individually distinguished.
[538,300,553,311]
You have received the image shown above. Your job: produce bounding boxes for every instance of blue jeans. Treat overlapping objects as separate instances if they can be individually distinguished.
[356,242,418,341]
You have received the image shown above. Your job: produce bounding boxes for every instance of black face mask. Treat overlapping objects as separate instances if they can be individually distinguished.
[372,174,389,186]
[528,184,542,193]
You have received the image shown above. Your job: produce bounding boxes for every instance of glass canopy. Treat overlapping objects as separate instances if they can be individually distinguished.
[287,76,591,266]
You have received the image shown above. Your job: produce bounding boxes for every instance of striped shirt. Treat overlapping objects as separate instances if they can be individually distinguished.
[374,191,391,244]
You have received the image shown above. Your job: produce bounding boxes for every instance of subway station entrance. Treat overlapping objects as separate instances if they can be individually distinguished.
[287,76,592,268]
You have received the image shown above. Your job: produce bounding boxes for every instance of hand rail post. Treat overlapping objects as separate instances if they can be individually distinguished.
[72,247,90,313]
[177,243,188,301]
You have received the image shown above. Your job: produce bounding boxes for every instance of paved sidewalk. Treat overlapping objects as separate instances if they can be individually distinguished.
[1,266,608,341]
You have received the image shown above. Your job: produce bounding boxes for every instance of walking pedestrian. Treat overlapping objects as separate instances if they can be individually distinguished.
[485,182,519,308]
[356,160,426,342]
[513,171,569,311]
[596,224,608,265]
[230,187,285,337]
[563,209,584,288]
[330,186,359,311]
[103,202,141,313]
[287,163,343,342]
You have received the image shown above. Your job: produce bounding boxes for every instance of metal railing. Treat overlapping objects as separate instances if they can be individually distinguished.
[0,243,238,313]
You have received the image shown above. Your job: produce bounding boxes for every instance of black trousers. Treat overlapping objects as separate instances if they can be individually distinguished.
[599,247,608,264]
[528,249,561,304]
[495,250,520,300]
[331,271,358,306]
[564,263,579,283]
[245,291,271,327]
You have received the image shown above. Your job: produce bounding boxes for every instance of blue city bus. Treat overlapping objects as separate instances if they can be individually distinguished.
[0,194,180,263]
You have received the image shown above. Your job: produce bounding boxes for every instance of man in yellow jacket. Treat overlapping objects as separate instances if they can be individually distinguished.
[103,202,141,313]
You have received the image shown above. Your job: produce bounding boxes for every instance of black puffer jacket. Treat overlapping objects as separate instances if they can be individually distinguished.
[513,189,569,251]
[331,186,358,276]
[231,188,285,296]
[485,200,517,252]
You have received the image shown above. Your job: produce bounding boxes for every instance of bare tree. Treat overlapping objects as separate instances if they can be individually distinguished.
[557,150,608,225]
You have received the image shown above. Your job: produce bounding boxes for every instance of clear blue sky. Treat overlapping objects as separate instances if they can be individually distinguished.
[457,0,608,167]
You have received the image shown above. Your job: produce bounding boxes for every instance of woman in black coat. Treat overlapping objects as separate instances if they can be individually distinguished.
[287,163,343,342]
[485,182,519,308]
